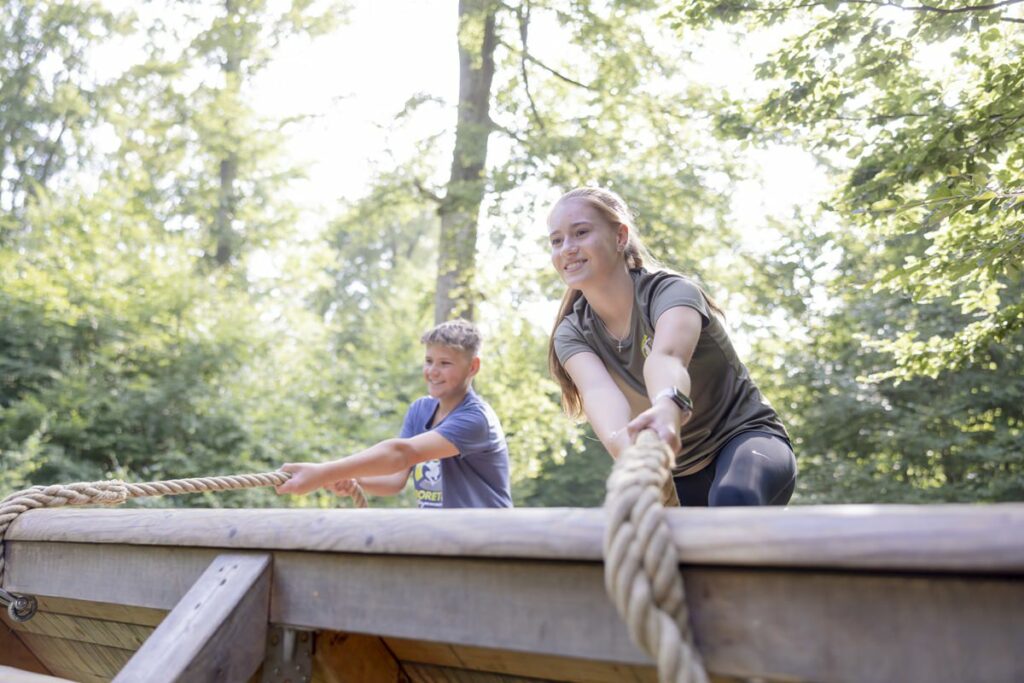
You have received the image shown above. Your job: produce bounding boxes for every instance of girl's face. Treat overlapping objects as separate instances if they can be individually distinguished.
[423,344,478,402]
[547,198,627,289]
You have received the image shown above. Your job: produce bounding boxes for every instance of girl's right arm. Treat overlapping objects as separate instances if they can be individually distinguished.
[563,351,634,459]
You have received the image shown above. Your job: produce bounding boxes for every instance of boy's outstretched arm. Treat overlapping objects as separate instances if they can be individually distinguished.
[336,470,411,497]
[276,432,459,496]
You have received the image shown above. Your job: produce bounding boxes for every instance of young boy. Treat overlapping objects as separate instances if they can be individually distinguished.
[276,319,513,508]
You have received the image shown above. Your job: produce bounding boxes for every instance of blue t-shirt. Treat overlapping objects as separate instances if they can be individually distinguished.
[400,389,513,508]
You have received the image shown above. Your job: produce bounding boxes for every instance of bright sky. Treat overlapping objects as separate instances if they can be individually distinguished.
[249,1,828,226]
[249,1,832,343]
[253,1,461,214]
[95,0,831,340]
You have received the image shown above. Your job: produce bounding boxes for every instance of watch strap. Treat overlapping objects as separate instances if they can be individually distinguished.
[654,386,693,414]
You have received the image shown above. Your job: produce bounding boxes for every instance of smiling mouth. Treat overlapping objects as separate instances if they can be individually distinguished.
[564,259,587,273]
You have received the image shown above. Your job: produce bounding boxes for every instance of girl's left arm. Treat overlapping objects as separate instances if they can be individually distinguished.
[627,306,703,452]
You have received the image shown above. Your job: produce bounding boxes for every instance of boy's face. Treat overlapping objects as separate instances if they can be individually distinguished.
[423,344,479,402]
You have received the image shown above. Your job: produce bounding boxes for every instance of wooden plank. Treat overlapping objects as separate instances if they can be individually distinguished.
[690,567,1024,683]
[0,666,75,683]
[312,632,403,683]
[16,631,134,679]
[33,595,167,627]
[403,663,564,682]
[114,552,271,683]
[6,610,154,650]
[6,540,1024,682]
[5,542,647,665]
[385,637,658,683]
[0,617,53,676]
[271,552,650,665]
[6,541,218,610]
[6,504,1024,572]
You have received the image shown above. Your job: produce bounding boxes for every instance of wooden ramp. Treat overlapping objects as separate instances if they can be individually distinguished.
[1,505,1023,682]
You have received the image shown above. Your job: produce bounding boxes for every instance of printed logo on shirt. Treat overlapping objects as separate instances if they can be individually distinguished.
[413,460,442,508]
[641,333,652,358]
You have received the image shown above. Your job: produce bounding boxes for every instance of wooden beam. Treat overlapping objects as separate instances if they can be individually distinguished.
[385,637,658,683]
[690,567,1024,682]
[7,542,219,610]
[5,540,1023,682]
[14,632,134,679]
[0,617,53,676]
[401,663,552,682]
[6,504,1024,572]
[113,553,271,683]
[6,611,153,650]
[312,632,403,683]
[31,595,167,627]
[270,551,647,664]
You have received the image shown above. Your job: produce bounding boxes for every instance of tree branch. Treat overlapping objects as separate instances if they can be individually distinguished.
[725,0,1024,22]
[524,52,595,90]
[487,116,528,145]
[497,37,595,91]
[33,121,67,196]
[898,0,1024,15]
[517,2,547,132]
[412,178,443,205]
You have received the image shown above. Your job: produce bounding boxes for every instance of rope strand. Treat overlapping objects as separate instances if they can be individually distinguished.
[604,430,708,683]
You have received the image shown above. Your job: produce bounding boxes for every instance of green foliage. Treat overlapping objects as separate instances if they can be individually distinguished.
[485,0,740,273]
[0,0,351,507]
[1,183,258,499]
[672,0,1024,379]
[517,424,612,507]
[6,0,1020,510]
[0,0,127,229]
[665,0,1024,503]
[475,315,580,499]
[752,224,1024,503]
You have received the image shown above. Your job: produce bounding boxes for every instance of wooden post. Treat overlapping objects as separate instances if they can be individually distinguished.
[113,553,271,683]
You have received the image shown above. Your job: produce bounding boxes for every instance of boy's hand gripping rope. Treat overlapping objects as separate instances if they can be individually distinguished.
[0,471,366,622]
[604,430,709,683]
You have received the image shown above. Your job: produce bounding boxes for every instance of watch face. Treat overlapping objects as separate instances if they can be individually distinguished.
[656,387,691,412]
[671,387,692,411]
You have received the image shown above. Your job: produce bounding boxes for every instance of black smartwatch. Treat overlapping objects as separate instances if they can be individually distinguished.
[654,386,693,415]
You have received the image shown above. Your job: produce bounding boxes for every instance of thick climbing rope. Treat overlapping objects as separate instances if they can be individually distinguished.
[604,430,709,683]
[0,471,367,620]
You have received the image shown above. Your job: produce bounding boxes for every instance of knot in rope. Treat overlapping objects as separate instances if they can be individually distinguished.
[604,430,708,683]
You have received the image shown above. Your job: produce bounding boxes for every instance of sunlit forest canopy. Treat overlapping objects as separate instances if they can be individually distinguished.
[2,0,1021,506]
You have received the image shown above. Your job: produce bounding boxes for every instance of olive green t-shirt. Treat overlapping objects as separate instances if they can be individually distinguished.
[553,269,789,476]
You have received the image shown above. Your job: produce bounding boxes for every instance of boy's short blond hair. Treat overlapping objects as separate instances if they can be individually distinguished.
[421,319,482,357]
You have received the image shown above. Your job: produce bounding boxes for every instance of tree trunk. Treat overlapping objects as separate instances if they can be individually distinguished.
[434,0,498,324]
[212,0,241,267]
[215,153,238,266]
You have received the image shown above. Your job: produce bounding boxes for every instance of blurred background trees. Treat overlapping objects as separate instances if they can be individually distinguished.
[2,0,1020,506]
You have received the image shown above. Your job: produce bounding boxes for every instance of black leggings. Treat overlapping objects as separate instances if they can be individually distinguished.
[673,431,797,507]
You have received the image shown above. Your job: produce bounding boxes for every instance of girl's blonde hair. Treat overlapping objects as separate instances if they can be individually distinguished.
[546,187,722,417]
